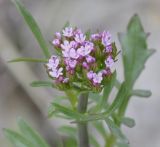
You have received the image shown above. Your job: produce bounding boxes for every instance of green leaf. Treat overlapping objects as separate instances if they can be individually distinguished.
[105,118,129,145]
[63,21,70,29]
[58,126,77,138]
[120,117,135,128]
[49,103,82,120]
[99,71,116,110]
[17,118,50,147]
[92,121,107,140]
[8,57,48,63]
[3,128,34,147]
[85,30,91,40]
[12,0,50,58]
[30,81,54,88]
[118,14,155,87]
[131,89,152,98]
[90,135,100,147]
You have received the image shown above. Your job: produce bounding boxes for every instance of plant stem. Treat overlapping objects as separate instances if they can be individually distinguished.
[77,92,90,147]
[105,135,115,147]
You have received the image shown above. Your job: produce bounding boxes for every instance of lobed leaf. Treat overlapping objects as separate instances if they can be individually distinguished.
[118,14,155,88]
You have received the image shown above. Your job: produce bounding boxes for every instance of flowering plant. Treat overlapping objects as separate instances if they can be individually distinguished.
[4,0,155,147]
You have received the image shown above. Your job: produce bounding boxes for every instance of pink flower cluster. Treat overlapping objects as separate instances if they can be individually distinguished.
[47,26,117,91]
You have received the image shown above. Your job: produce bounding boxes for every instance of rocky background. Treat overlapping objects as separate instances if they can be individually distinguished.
[0,0,160,146]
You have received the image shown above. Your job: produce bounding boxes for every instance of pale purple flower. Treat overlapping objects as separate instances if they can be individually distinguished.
[63,78,69,83]
[82,62,89,69]
[102,31,111,46]
[84,41,94,51]
[75,33,86,43]
[100,69,110,76]
[105,56,114,68]
[62,27,73,37]
[70,41,78,48]
[68,59,77,69]
[105,44,112,53]
[55,32,61,39]
[61,40,71,50]
[87,70,94,80]
[91,33,101,41]
[86,55,95,63]
[47,55,59,70]
[74,28,82,35]
[77,43,93,57]
[92,72,103,84]
[62,48,79,59]
[49,67,63,78]
[52,39,60,46]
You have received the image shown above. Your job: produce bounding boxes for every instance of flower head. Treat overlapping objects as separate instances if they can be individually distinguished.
[46,26,118,92]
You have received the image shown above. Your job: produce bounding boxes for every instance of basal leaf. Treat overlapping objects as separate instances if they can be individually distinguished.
[118,14,155,87]
[17,118,50,147]
[12,0,50,58]
[3,129,34,147]
[8,57,48,63]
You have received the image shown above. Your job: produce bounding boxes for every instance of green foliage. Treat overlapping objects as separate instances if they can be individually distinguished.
[118,14,155,87]
[4,118,50,147]
[8,57,48,63]
[131,89,152,98]
[12,0,50,58]
[30,81,54,88]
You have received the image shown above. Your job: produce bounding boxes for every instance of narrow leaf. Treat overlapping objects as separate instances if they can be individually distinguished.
[131,89,152,98]
[90,135,100,147]
[105,118,129,144]
[17,118,50,147]
[8,57,48,63]
[50,103,82,120]
[30,81,54,88]
[12,0,50,58]
[3,128,34,147]
[58,126,76,138]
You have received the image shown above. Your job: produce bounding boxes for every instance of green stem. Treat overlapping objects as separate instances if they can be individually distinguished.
[105,135,115,147]
[77,92,90,147]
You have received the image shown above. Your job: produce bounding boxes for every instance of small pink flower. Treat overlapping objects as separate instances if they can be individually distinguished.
[86,55,95,63]
[102,31,111,46]
[91,33,101,41]
[87,71,94,80]
[61,40,71,50]
[92,72,103,84]
[52,39,60,46]
[75,33,86,43]
[77,43,93,57]
[63,78,69,83]
[49,67,63,78]
[105,44,112,53]
[62,48,79,59]
[82,62,89,69]
[62,27,73,37]
[68,59,77,69]
[47,55,59,70]
[105,56,114,68]
[55,32,61,39]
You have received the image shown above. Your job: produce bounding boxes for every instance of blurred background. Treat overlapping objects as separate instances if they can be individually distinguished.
[0,0,160,146]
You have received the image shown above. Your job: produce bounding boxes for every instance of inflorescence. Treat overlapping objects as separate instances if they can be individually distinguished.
[46,26,118,92]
